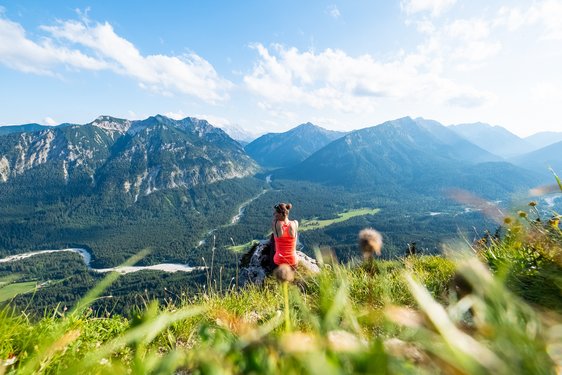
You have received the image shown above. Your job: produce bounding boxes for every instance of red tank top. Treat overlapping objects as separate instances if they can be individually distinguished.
[273,221,297,266]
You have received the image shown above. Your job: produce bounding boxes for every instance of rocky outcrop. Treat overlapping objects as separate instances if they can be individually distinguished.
[0,156,10,182]
[239,236,320,286]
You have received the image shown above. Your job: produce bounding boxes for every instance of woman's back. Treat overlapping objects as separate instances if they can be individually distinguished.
[272,203,298,266]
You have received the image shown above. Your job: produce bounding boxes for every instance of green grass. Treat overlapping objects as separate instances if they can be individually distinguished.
[1,247,559,374]
[0,281,37,302]
[300,208,380,232]
[0,274,21,288]
[227,240,259,252]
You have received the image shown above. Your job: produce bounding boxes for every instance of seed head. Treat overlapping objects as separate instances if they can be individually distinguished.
[273,264,295,282]
[528,201,537,207]
[517,211,527,218]
[359,228,383,258]
[503,217,512,225]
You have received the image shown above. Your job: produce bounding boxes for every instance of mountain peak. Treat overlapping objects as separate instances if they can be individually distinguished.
[291,122,321,132]
[245,122,347,168]
[90,115,131,133]
[295,122,316,128]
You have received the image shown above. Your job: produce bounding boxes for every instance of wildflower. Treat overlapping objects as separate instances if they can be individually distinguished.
[358,228,383,258]
[327,330,366,352]
[517,211,528,218]
[99,358,109,365]
[528,201,537,207]
[280,332,318,353]
[3,355,17,366]
[273,264,295,282]
[385,306,424,328]
[503,217,512,225]
[549,217,560,229]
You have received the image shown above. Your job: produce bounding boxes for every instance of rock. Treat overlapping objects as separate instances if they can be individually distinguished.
[239,236,320,286]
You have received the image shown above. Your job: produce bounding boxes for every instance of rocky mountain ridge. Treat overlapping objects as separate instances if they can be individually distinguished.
[0,115,258,199]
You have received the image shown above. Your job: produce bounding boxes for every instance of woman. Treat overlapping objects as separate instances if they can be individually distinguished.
[272,203,299,267]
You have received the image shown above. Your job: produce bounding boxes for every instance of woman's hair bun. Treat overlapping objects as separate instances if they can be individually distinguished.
[286,203,292,210]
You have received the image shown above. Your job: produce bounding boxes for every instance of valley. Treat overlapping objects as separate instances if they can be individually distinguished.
[0,114,559,316]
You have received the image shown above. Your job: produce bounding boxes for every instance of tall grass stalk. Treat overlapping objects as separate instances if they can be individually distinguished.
[283,282,291,332]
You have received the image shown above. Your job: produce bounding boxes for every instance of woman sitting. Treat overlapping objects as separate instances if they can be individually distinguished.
[272,203,299,267]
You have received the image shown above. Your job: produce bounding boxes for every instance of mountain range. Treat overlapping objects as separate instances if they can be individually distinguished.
[448,121,562,159]
[3,115,558,199]
[0,115,257,198]
[272,117,539,196]
[448,122,531,158]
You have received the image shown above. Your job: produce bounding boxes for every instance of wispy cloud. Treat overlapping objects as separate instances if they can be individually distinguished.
[401,0,456,17]
[326,5,341,19]
[420,18,502,71]
[495,0,562,40]
[244,43,493,113]
[43,117,58,125]
[0,16,108,75]
[0,14,232,102]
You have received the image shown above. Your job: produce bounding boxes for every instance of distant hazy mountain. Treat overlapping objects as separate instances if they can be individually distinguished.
[244,123,346,168]
[0,115,257,197]
[215,123,259,144]
[510,140,562,177]
[414,118,502,163]
[524,131,562,151]
[449,122,531,158]
[275,117,536,196]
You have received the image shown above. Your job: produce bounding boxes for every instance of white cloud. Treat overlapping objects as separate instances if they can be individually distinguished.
[412,16,502,72]
[42,20,232,102]
[163,110,189,120]
[43,117,58,125]
[326,5,341,19]
[495,0,562,40]
[0,16,108,75]
[401,0,456,17]
[446,19,490,40]
[0,14,231,102]
[244,43,493,113]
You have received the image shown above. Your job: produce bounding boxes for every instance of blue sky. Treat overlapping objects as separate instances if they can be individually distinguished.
[1,0,561,137]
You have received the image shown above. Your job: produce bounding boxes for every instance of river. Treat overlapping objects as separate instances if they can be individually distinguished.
[0,248,204,274]
[198,175,272,247]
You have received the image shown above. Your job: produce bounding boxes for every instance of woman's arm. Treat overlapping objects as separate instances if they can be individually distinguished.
[272,219,279,238]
